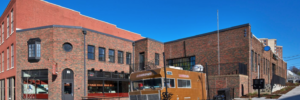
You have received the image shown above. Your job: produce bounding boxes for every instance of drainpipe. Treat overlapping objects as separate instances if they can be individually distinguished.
[131,42,135,91]
[83,30,87,96]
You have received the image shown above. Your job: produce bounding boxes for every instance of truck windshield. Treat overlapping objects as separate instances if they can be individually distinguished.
[132,78,162,90]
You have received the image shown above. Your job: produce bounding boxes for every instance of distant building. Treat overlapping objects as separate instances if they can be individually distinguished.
[259,38,283,58]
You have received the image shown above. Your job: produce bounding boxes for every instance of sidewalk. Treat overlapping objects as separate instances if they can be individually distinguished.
[277,85,300,100]
[234,86,300,100]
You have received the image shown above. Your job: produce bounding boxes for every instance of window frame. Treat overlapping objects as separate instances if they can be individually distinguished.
[126,52,131,65]
[118,51,124,64]
[155,53,159,65]
[163,78,175,88]
[1,22,3,43]
[27,38,41,62]
[1,52,3,72]
[11,44,13,69]
[10,9,13,34]
[98,47,105,61]
[7,47,9,70]
[109,49,115,63]
[87,45,95,60]
[6,15,9,39]
[177,79,191,88]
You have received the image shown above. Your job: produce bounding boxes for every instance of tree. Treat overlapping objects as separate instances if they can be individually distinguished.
[289,66,300,74]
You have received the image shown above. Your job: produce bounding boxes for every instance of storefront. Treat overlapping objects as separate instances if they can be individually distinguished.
[22,69,49,99]
[88,70,130,97]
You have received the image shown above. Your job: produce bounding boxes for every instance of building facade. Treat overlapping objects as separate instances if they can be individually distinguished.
[0,0,287,100]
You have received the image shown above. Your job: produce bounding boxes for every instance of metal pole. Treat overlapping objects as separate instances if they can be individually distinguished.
[163,52,168,100]
[83,30,87,96]
[217,10,220,75]
[206,62,210,100]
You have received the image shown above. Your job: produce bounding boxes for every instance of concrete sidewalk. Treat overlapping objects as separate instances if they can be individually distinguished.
[277,86,300,100]
[234,86,300,100]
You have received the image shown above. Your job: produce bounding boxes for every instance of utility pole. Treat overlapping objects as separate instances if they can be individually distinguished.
[163,52,168,100]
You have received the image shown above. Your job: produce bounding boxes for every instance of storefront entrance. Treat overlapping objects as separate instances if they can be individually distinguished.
[62,69,74,100]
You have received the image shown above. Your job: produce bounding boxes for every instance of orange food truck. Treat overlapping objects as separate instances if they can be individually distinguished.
[129,67,207,100]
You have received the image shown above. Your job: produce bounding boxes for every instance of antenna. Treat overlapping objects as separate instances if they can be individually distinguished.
[217,10,220,75]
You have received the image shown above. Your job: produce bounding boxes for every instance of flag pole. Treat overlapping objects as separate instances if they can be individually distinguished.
[217,10,220,75]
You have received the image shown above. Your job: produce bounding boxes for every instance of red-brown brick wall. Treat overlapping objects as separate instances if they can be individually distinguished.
[16,26,135,100]
[15,0,143,41]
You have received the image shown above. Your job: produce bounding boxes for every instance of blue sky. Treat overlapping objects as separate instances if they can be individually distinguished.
[1,0,299,69]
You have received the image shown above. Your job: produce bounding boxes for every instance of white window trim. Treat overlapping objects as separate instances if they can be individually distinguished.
[177,79,192,88]
[11,9,14,34]
[1,52,3,72]
[7,48,9,70]
[6,15,9,39]
[11,44,13,69]
[2,23,4,43]
[162,78,176,88]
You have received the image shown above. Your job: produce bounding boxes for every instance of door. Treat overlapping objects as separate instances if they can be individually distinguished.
[139,52,145,70]
[62,69,74,100]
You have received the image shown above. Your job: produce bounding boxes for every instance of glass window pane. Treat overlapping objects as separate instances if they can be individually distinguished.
[64,83,72,94]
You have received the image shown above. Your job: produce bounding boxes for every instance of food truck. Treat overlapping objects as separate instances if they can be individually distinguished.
[129,67,207,100]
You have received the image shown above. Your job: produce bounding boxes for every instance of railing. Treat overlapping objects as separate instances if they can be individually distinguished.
[130,61,160,73]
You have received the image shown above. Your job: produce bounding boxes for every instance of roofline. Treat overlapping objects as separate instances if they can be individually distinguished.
[164,23,250,44]
[135,38,163,44]
[16,25,134,42]
[0,0,14,20]
[41,0,142,37]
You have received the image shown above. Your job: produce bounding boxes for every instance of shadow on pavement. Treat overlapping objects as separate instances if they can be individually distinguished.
[280,94,300,100]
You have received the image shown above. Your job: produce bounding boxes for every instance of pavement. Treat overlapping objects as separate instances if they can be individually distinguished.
[234,86,300,100]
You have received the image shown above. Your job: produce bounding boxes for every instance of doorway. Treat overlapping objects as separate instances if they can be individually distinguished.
[62,69,74,100]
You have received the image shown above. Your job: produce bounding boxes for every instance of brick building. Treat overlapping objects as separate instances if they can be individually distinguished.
[164,24,287,98]
[0,0,287,100]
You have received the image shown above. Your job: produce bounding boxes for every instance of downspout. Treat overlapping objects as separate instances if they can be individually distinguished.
[83,30,87,96]
[131,42,135,91]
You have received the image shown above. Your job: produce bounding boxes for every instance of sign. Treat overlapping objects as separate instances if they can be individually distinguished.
[264,46,271,51]
[167,71,172,75]
[136,72,152,78]
[179,74,189,78]
[67,70,71,74]
[52,63,57,75]
[253,79,265,89]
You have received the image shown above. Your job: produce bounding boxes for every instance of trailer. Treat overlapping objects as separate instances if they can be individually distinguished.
[129,67,207,100]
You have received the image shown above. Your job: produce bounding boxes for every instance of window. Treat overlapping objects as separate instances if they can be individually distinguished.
[98,47,105,61]
[177,79,191,88]
[109,49,115,63]
[251,50,254,71]
[126,52,131,65]
[118,51,123,64]
[22,69,48,99]
[164,78,175,88]
[0,25,1,44]
[27,38,41,62]
[7,48,9,70]
[7,77,14,100]
[11,10,13,34]
[0,54,0,72]
[132,78,162,90]
[155,53,159,65]
[1,52,3,72]
[255,52,257,72]
[88,45,95,60]
[11,44,13,69]
[0,79,5,100]
[167,56,195,71]
[7,15,9,38]
[1,23,3,43]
